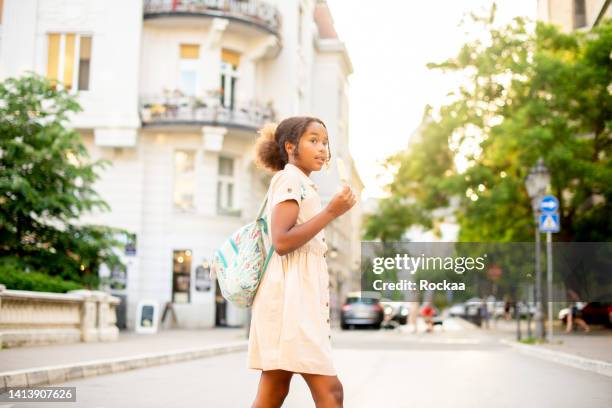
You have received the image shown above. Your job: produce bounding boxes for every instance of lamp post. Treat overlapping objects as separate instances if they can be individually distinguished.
[525,158,550,340]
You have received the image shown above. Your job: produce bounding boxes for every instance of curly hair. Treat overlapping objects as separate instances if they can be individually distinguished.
[254,116,330,172]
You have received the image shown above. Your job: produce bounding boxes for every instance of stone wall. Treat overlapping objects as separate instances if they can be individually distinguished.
[0,285,120,348]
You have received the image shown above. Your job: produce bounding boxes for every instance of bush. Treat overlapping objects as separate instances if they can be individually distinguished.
[0,258,83,293]
[0,74,125,287]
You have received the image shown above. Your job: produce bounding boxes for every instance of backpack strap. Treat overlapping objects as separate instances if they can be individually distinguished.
[254,194,268,222]
[255,178,306,259]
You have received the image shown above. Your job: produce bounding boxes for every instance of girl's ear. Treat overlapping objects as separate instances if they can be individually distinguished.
[284,141,295,157]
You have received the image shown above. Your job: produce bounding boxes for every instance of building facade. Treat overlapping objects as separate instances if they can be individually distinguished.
[537,0,611,30]
[0,0,362,330]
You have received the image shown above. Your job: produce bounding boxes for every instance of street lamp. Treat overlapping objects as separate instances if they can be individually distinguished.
[525,158,550,340]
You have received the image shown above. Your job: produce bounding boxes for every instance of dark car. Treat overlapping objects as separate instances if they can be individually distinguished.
[581,301,612,327]
[341,292,384,330]
[559,296,612,327]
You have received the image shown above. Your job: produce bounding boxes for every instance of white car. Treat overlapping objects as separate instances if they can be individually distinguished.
[448,303,466,317]
[464,297,483,317]
[493,301,506,319]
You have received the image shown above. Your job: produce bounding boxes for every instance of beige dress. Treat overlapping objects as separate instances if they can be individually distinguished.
[247,163,335,376]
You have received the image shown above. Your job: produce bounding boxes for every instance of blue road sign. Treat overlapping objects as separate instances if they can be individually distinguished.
[539,213,560,233]
[540,195,559,213]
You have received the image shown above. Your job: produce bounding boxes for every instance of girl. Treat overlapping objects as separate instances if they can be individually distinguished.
[249,116,356,408]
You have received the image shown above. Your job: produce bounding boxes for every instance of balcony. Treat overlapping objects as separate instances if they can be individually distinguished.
[139,92,275,132]
[143,0,281,37]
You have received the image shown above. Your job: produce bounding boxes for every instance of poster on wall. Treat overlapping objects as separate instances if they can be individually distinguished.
[195,261,212,292]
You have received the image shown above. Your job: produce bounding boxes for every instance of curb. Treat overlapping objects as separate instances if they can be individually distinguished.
[500,338,612,378]
[0,340,247,392]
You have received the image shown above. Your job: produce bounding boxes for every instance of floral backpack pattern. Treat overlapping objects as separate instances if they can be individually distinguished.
[212,196,273,308]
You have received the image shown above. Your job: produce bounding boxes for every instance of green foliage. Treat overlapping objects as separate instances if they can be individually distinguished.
[0,257,82,292]
[366,15,612,243]
[518,337,541,345]
[0,74,125,288]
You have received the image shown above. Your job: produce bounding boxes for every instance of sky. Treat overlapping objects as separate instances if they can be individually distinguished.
[325,0,538,200]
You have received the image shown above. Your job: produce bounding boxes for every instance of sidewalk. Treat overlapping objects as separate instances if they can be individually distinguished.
[473,317,612,377]
[0,328,247,391]
[483,318,612,363]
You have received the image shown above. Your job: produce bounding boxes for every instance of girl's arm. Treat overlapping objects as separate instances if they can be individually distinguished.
[271,185,356,256]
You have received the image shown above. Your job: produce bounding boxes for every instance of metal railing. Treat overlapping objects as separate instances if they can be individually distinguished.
[140,95,275,130]
[143,0,281,35]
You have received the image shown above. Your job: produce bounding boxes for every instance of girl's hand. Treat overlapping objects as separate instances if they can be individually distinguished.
[325,185,356,217]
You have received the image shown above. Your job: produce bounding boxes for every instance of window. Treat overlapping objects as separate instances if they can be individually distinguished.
[217,156,238,215]
[220,49,240,109]
[179,44,200,96]
[46,33,92,91]
[574,0,587,28]
[173,150,196,211]
[172,250,192,304]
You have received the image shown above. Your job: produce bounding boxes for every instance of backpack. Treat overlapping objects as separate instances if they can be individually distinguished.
[212,194,274,308]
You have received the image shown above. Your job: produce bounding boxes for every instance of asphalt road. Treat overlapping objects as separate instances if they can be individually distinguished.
[9,321,612,408]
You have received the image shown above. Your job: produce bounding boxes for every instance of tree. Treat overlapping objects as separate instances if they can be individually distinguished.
[365,15,612,244]
[0,74,124,289]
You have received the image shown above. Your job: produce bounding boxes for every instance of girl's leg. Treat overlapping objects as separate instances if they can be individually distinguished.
[300,373,343,408]
[251,370,293,408]
[576,318,591,332]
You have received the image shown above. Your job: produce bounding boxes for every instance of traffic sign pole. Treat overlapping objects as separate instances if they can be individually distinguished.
[546,232,553,343]
[539,194,559,343]
[535,225,544,339]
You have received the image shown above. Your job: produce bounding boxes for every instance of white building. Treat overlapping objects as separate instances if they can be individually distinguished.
[0,0,362,330]
[537,0,611,30]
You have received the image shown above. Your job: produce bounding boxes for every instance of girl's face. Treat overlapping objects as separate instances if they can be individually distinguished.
[286,122,329,175]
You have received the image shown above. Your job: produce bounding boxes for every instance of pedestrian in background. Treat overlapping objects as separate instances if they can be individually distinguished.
[503,295,513,321]
[421,302,435,333]
[248,117,356,408]
[480,298,490,329]
[566,302,590,334]
[565,290,590,334]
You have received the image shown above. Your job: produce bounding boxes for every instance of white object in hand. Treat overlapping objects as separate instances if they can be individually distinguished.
[336,158,348,183]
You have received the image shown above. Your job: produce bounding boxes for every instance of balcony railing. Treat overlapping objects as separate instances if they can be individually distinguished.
[140,94,275,131]
[143,0,281,36]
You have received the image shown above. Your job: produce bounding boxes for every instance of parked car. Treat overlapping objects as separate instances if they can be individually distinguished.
[559,297,612,327]
[463,297,483,317]
[581,299,612,327]
[341,292,384,330]
[448,298,483,317]
[493,301,506,319]
[518,301,536,318]
[448,303,466,317]
[380,299,410,325]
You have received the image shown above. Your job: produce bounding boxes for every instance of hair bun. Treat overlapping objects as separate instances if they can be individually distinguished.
[254,122,285,172]
[258,122,278,142]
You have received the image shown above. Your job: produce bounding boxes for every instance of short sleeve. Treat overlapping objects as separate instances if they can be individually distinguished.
[270,170,302,208]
